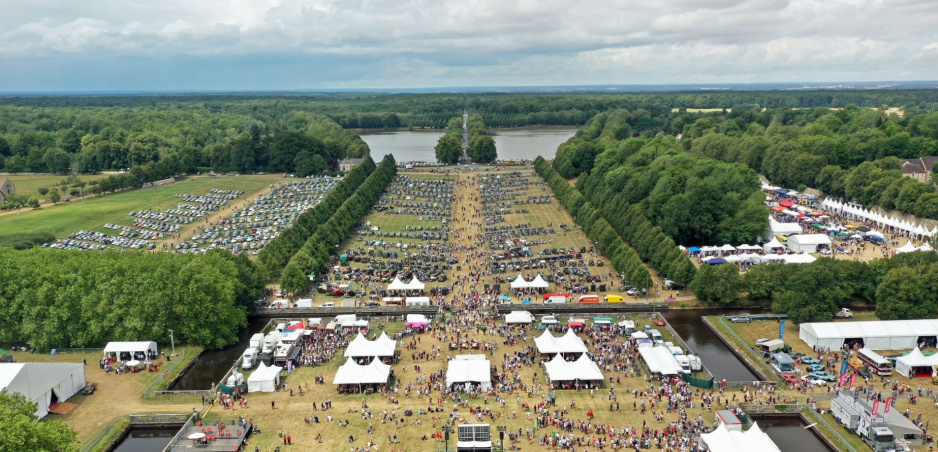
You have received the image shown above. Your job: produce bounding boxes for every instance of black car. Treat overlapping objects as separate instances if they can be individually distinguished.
[856,368,871,379]
[366,302,380,307]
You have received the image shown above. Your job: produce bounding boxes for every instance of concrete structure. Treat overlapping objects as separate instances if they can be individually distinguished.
[0,178,14,204]
[339,158,364,172]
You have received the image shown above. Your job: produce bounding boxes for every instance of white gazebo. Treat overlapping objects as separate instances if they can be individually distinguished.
[333,358,392,390]
[509,275,530,289]
[446,355,491,391]
[344,332,397,359]
[542,354,604,386]
[247,363,282,392]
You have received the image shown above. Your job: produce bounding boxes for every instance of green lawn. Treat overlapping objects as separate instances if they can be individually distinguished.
[0,174,75,199]
[0,175,281,239]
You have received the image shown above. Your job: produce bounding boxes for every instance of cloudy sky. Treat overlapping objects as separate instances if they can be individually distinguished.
[1,0,936,92]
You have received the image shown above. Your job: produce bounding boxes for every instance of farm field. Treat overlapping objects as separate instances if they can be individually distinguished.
[0,173,76,199]
[0,174,284,241]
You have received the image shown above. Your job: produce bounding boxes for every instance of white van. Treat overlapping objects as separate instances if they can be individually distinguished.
[249,333,264,350]
[321,302,335,308]
[241,347,258,370]
[647,329,664,345]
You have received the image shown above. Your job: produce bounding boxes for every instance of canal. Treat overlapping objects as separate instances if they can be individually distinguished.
[110,427,178,452]
[359,127,578,162]
[664,308,762,381]
[755,416,837,452]
[169,316,269,390]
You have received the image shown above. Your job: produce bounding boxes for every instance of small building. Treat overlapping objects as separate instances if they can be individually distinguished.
[0,178,14,204]
[900,157,938,183]
[338,158,364,172]
[715,409,743,431]
[457,424,492,452]
[786,234,832,253]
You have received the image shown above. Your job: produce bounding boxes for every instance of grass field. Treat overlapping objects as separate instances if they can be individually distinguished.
[0,174,283,240]
[0,174,78,199]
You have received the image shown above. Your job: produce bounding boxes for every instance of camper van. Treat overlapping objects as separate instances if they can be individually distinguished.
[688,354,702,372]
[273,343,295,366]
[249,333,264,350]
[675,355,691,374]
[262,331,282,354]
[576,295,600,303]
[647,329,664,345]
[241,347,258,370]
[604,294,624,303]
[543,293,568,304]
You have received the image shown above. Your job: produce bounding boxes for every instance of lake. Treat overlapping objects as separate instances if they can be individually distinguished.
[359,128,578,163]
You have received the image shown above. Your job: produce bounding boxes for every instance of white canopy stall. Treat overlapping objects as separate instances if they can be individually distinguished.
[895,348,938,378]
[247,363,282,392]
[103,341,158,361]
[529,275,549,288]
[509,275,530,289]
[763,237,785,253]
[445,355,491,391]
[387,276,408,291]
[638,346,683,376]
[534,329,588,355]
[542,354,604,385]
[505,311,534,324]
[0,363,86,419]
[344,332,397,359]
[333,358,391,389]
[701,422,781,452]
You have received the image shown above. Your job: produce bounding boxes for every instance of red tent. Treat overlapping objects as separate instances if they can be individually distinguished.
[779,201,795,208]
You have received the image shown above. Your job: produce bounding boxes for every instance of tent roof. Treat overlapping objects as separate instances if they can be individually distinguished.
[529,275,549,288]
[406,277,425,290]
[543,354,604,381]
[387,276,408,291]
[103,341,157,354]
[333,358,391,385]
[788,234,832,246]
[0,362,85,402]
[764,237,785,249]
[801,320,938,346]
[505,311,534,324]
[344,332,397,357]
[247,362,282,383]
[897,347,938,367]
[534,329,587,354]
[638,346,683,375]
[446,355,491,387]
[701,422,781,452]
[510,275,530,289]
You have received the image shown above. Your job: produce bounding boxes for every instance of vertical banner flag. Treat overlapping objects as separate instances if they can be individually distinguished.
[885,397,893,414]
[872,400,880,416]
[779,320,785,339]
[841,360,849,375]
[839,373,848,387]
[849,373,857,390]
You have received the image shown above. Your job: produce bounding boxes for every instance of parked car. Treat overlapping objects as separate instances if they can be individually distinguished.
[780,373,799,385]
[802,375,828,386]
[856,368,872,379]
[730,316,752,323]
[809,372,837,382]
[806,364,826,372]
[836,308,853,319]
[800,357,821,365]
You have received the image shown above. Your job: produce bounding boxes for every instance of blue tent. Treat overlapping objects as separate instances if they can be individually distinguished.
[687,247,701,252]
[706,258,728,265]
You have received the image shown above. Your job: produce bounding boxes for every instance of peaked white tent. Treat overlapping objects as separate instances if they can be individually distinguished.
[896,241,919,254]
[701,422,781,452]
[534,329,588,355]
[542,354,604,383]
[406,277,425,291]
[344,332,397,358]
[446,355,491,391]
[895,348,938,378]
[782,252,817,264]
[763,237,785,253]
[505,311,534,324]
[509,275,530,289]
[0,363,85,419]
[529,275,549,288]
[387,276,408,291]
[333,358,391,385]
[247,362,282,392]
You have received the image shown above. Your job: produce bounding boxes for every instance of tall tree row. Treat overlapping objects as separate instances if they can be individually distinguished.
[259,156,377,273]
[466,114,497,163]
[0,248,265,350]
[281,155,398,295]
[534,157,652,290]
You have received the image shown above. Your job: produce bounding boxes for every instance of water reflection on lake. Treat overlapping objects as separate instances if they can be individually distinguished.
[359,128,577,163]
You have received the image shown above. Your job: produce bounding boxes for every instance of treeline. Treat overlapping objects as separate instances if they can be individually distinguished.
[0,248,266,350]
[434,117,464,164]
[0,106,369,175]
[259,157,377,273]
[692,250,938,324]
[687,106,938,219]
[558,111,769,247]
[466,114,497,163]
[280,155,398,294]
[534,157,652,290]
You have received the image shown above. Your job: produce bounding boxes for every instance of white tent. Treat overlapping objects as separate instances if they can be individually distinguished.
[505,311,534,324]
[534,329,588,355]
[404,296,430,306]
[896,241,919,254]
[103,341,158,359]
[509,275,530,289]
[895,348,938,378]
[763,237,785,252]
[0,363,85,419]
[406,277,425,291]
[247,363,282,392]
[638,346,683,376]
[799,320,938,350]
[445,355,491,391]
[919,242,934,252]
[786,234,832,253]
[333,358,391,385]
[781,252,817,264]
[529,275,549,288]
[344,332,397,358]
[543,354,604,382]
[701,422,781,452]
[387,276,408,291]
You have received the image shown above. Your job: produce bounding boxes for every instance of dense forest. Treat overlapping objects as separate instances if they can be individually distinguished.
[0,248,266,350]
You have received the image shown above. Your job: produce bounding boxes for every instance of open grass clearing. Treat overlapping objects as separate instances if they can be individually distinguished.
[0,174,283,240]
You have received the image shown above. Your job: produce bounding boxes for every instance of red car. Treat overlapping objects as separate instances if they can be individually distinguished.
[779,373,798,385]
